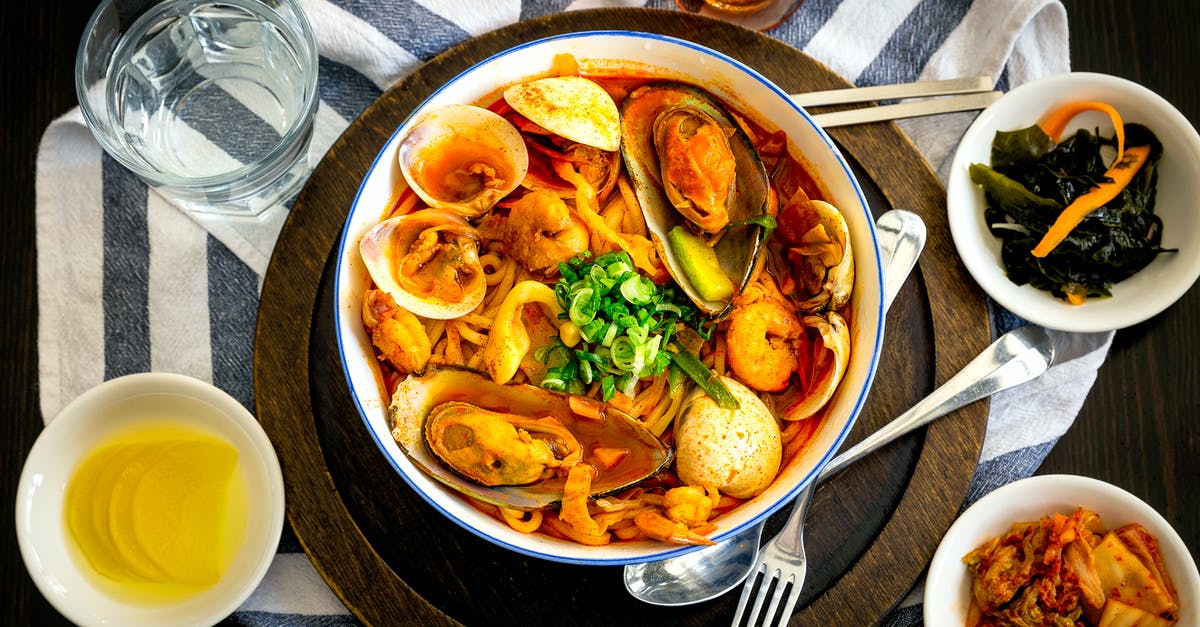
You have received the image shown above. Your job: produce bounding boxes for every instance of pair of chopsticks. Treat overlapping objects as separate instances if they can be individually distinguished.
[791,77,1002,128]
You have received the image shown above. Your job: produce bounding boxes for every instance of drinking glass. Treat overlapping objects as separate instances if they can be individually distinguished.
[76,0,319,218]
[674,0,805,32]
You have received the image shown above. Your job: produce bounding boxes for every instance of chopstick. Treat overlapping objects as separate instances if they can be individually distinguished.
[807,91,1002,128]
[790,76,1001,128]
[790,76,994,107]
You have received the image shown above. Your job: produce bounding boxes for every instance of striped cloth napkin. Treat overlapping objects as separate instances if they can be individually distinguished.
[35,0,1106,624]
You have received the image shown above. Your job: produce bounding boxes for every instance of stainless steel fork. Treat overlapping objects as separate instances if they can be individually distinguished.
[730,485,815,627]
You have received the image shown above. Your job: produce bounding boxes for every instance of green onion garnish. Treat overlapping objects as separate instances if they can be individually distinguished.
[537,251,720,411]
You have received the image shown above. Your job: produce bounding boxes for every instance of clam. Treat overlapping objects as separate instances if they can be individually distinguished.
[777,311,851,422]
[504,76,620,152]
[620,82,771,317]
[358,209,487,320]
[397,104,528,218]
[778,198,855,313]
[389,367,672,510]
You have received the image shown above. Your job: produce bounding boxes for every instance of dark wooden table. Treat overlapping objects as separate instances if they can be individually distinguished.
[3,1,1196,624]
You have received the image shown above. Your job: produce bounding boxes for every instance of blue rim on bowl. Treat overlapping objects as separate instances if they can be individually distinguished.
[333,30,885,565]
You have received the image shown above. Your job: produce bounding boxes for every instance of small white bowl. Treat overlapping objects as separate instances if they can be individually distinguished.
[946,72,1200,331]
[924,474,1200,625]
[15,373,285,627]
[334,31,884,565]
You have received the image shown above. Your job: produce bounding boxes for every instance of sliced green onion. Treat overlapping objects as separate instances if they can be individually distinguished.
[611,336,637,372]
[600,375,616,401]
[620,274,655,305]
[569,288,597,326]
[667,345,739,410]
[601,322,619,347]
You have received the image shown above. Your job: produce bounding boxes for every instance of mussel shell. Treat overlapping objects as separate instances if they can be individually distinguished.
[389,367,673,511]
[620,82,771,318]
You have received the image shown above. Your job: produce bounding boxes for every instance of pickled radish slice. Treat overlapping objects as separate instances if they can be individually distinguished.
[63,424,247,600]
[132,439,238,584]
[64,443,135,580]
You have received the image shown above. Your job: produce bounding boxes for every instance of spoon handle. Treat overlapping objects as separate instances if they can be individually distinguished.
[818,326,1054,481]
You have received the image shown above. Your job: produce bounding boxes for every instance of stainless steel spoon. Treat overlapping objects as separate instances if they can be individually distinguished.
[624,209,927,606]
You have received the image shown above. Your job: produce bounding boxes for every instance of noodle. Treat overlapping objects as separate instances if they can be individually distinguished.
[360,72,848,550]
[646,388,684,438]
[454,320,489,347]
[713,333,727,378]
[499,507,543,534]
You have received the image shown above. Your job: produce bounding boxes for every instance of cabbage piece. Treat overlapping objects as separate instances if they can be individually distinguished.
[1098,599,1176,627]
[1116,523,1179,603]
[1092,532,1179,616]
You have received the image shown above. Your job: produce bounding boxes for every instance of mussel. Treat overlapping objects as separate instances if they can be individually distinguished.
[424,402,581,486]
[390,368,672,510]
[620,83,771,317]
[358,208,487,320]
[397,104,529,218]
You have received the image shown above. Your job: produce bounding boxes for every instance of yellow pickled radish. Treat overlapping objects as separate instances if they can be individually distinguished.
[65,443,136,580]
[64,423,247,601]
[88,443,169,582]
[107,444,172,582]
[131,439,239,584]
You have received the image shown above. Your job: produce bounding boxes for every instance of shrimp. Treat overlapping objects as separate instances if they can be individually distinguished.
[480,190,588,274]
[662,485,720,527]
[633,510,716,546]
[725,296,805,393]
[363,289,431,374]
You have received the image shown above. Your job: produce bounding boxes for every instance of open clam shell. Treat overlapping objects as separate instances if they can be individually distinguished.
[358,209,487,320]
[397,104,529,218]
[389,367,672,511]
[504,76,620,152]
[620,82,771,317]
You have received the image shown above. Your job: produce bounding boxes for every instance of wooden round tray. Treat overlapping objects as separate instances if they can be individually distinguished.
[253,9,991,625]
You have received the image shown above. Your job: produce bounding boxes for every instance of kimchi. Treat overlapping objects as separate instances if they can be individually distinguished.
[962,507,1180,626]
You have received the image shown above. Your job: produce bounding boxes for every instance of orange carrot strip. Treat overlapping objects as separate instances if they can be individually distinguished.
[1038,100,1125,162]
[1065,290,1087,306]
[591,447,630,471]
[1031,144,1151,258]
[568,395,605,421]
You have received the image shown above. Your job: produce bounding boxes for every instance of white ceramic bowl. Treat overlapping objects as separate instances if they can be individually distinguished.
[15,373,285,627]
[947,72,1200,331]
[924,474,1200,625]
[334,31,884,565]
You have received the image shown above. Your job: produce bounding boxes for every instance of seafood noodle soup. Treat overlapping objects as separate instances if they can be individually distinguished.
[336,33,882,562]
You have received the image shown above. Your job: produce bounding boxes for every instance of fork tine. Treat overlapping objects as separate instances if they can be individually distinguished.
[760,574,790,627]
[777,585,804,627]
[731,565,763,627]
[743,570,776,627]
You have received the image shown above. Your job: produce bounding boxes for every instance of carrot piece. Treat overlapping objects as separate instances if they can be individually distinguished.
[591,447,630,470]
[568,395,605,421]
[1030,144,1151,258]
[1038,100,1125,162]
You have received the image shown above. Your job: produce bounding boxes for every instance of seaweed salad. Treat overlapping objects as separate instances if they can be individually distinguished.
[969,103,1174,304]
